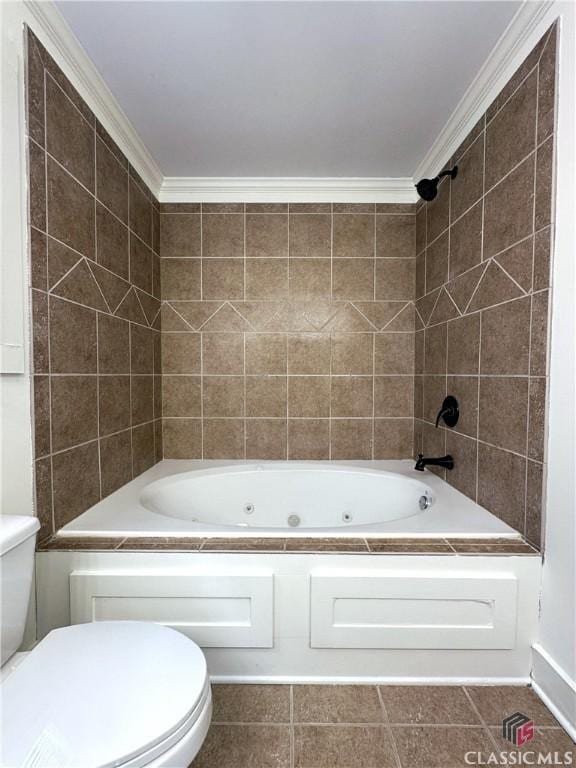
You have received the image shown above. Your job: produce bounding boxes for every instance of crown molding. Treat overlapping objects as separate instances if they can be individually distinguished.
[22,0,559,203]
[413,0,557,182]
[23,0,163,196]
[160,177,418,204]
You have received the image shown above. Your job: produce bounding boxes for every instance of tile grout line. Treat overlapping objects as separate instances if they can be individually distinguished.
[41,65,56,537]
[289,684,295,768]
[523,57,541,539]
[328,207,334,460]
[376,686,403,768]
[462,686,500,751]
[475,119,486,505]
[242,209,246,459]
[127,162,135,478]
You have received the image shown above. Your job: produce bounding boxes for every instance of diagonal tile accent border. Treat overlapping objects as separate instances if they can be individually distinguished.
[445,262,487,314]
[468,261,524,312]
[51,258,108,311]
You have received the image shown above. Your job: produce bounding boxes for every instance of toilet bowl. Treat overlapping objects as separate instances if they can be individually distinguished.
[0,517,212,768]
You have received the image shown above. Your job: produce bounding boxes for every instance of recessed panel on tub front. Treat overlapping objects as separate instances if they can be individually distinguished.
[310,570,518,650]
[69,570,274,648]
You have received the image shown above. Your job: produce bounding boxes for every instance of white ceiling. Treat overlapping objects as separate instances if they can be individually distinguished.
[56,1,521,178]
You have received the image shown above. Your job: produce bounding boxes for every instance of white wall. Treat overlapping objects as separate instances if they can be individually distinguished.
[1,1,34,516]
[531,0,576,739]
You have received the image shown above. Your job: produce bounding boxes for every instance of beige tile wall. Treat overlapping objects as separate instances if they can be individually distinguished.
[27,30,162,541]
[160,202,417,462]
[414,24,557,549]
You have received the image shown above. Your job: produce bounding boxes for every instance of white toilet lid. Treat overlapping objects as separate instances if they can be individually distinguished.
[1,622,208,768]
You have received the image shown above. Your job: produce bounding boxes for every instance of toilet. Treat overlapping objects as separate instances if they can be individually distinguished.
[0,516,212,767]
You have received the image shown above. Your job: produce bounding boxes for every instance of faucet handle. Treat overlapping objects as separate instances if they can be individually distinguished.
[435,409,447,429]
[435,395,459,428]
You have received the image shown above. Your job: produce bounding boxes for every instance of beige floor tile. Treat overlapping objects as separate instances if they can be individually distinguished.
[294,725,397,767]
[392,725,494,767]
[380,686,481,725]
[465,686,560,726]
[293,685,384,723]
[191,724,290,768]
[212,684,291,723]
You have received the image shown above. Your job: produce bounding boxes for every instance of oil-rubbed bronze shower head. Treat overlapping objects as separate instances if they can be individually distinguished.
[416,166,458,201]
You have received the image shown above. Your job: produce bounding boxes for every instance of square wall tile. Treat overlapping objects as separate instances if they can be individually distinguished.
[375,259,415,300]
[202,214,244,258]
[100,430,132,497]
[246,259,288,299]
[49,296,97,374]
[161,259,200,300]
[203,377,244,417]
[52,442,100,529]
[480,297,530,374]
[331,377,373,417]
[289,214,331,258]
[46,74,94,191]
[426,176,450,242]
[288,334,331,374]
[47,158,95,259]
[160,214,201,258]
[376,215,415,258]
[202,259,244,300]
[288,419,330,459]
[483,156,535,258]
[246,214,288,258]
[374,333,414,374]
[163,419,202,459]
[202,333,244,375]
[289,259,331,300]
[478,376,529,454]
[246,420,287,459]
[99,375,131,436]
[331,333,373,375]
[332,259,374,300]
[96,136,128,223]
[289,377,330,418]
[375,376,413,418]
[246,376,287,417]
[162,333,201,374]
[246,334,287,375]
[51,375,98,451]
[331,419,373,459]
[333,214,374,258]
[477,443,526,531]
[203,419,244,459]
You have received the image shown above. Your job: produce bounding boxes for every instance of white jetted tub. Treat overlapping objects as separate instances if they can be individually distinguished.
[59,460,519,539]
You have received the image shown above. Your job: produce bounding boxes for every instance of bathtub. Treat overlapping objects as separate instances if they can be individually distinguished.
[59,460,519,539]
[43,459,539,685]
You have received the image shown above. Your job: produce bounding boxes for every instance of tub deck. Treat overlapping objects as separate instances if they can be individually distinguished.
[38,534,538,554]
[56,459,523,541]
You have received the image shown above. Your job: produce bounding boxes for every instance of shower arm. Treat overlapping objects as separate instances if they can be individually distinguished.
[435,167,458,182]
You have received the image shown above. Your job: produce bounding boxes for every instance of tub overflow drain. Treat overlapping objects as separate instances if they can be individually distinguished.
[419,495,431,511]
[244,503,255,515]
[288,514,301,527]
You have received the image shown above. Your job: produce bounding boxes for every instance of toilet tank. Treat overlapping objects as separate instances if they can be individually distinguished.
[0,515,40,666]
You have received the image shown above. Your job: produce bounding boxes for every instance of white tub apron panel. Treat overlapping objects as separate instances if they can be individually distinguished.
[310,569,518,649]
[37,551,542,684]
[70,570,274,648]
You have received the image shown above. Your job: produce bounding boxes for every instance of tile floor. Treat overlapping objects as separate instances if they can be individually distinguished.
[191,684,575,767]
